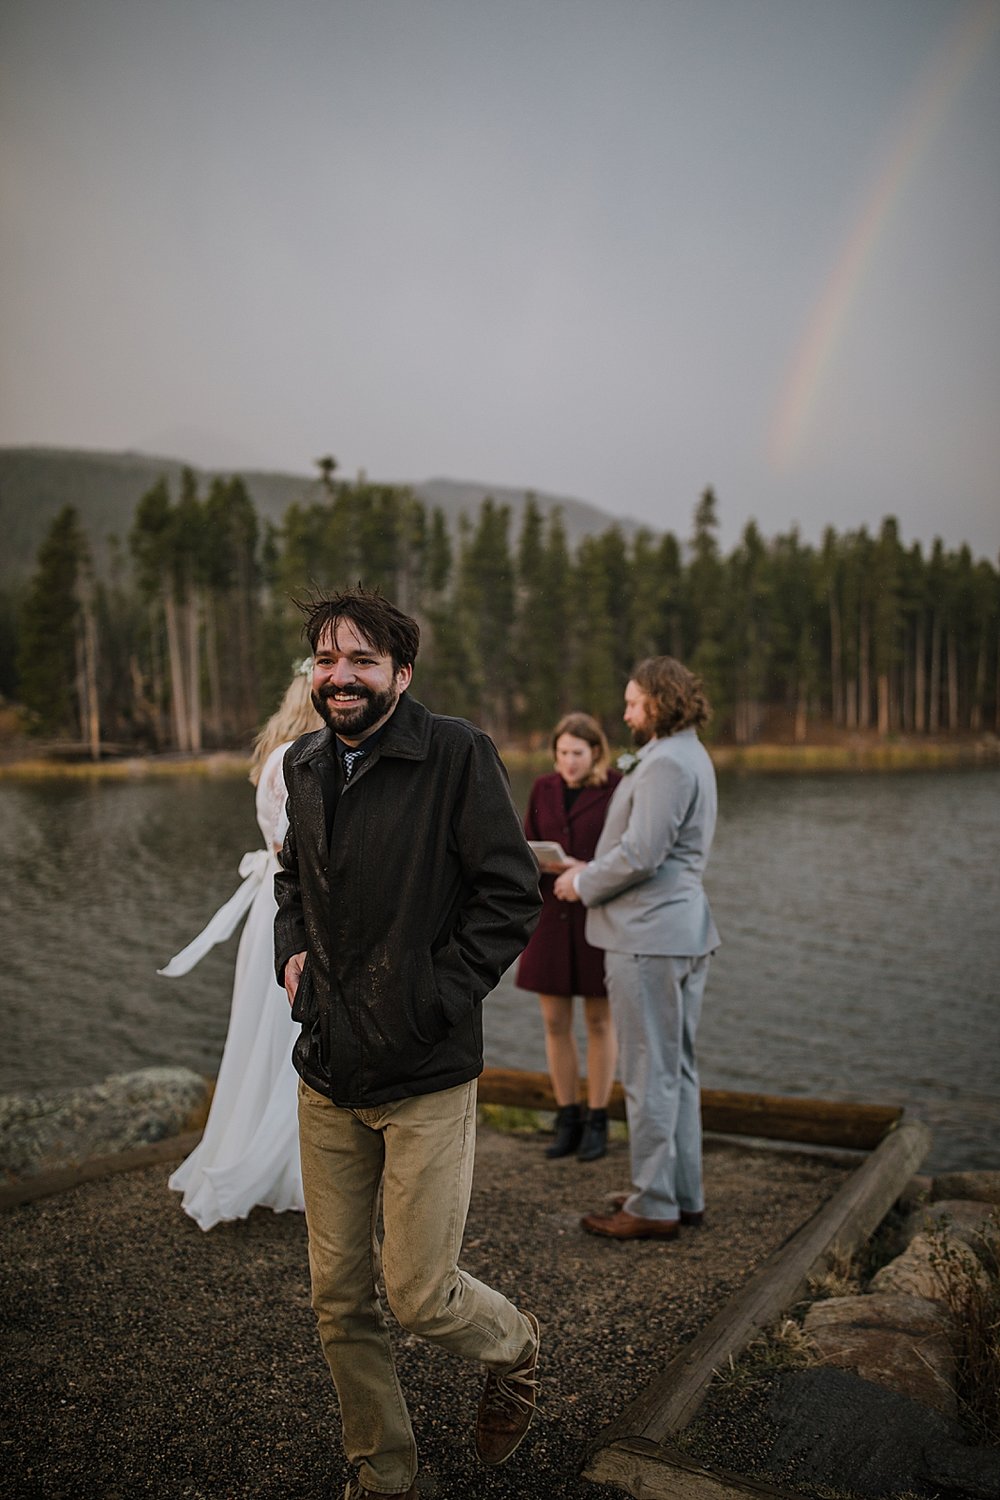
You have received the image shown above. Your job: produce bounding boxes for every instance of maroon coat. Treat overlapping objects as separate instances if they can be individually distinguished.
[515,769,621,997]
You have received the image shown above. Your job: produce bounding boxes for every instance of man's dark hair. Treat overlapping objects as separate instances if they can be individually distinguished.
[632,656,711,736]
[300,587,420,671]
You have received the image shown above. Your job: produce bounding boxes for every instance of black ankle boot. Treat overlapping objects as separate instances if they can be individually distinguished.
[545,1103,584,1159]
[577,1108,608,1162]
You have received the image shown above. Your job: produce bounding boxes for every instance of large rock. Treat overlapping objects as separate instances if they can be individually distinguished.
[802,1292,957,1418]
[767,1366,960,1498]
[868,1230,988,1302]
[931,1170,1000,1206]
[901,1198,999,1257]
[897,1172,933,1209]
[0,1068,210,1180]
[923,1437,1000,1500]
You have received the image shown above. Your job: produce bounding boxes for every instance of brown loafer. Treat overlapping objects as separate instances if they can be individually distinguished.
[581,1208,679,1240]
[608,1193,704,1226]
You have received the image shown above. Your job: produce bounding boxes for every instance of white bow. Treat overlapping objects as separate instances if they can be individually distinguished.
[157,848,273,978]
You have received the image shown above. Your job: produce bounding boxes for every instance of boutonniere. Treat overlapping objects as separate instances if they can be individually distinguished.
[616,751,640,775]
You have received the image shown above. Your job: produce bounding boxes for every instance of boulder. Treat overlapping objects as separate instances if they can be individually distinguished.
[0,1068,210,1180]
[931,1169,1000,1206]
[868,1230,988,1303]
[802,1292,957,1418]
[896,1172,933,1210]
[923,1437,1000,1500]
[767,1366,959,1498]
[901,1198,999,1257]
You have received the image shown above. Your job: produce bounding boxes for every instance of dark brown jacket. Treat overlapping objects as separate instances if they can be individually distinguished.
[274,692,540,1106]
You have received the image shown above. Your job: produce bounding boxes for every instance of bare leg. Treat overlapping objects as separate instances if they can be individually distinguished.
[538,993,578,1105]
[582,995,617,1110]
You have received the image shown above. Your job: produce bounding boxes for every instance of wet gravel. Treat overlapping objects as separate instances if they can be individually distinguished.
[1,1126,847,1499]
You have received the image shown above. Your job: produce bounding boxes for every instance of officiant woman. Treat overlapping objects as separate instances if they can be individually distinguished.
[515,712,621,1162]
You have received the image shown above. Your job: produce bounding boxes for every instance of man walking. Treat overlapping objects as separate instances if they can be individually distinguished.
[275,589,542,1499]
[554,656,719,1240]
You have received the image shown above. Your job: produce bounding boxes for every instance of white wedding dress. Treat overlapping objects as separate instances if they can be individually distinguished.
[159,742,303,1229]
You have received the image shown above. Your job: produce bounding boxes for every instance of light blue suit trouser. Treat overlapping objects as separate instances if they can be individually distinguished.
[604,951,710,1221]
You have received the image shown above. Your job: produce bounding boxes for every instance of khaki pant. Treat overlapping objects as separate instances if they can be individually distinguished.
[298,1078,533,1494]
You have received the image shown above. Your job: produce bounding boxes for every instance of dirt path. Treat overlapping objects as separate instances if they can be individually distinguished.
[1,1126,847,1499]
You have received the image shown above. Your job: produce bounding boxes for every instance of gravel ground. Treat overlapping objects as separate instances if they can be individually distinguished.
[1,1124,848,1500]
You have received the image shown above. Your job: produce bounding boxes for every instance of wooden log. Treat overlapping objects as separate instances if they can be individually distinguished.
[0,1131,202,1211]
[477,1067,902,1151]
[584,1116,931,1493]
[584,1437,809,1499]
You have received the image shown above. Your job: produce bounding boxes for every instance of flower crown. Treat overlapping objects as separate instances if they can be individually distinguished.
[294,656,313,677]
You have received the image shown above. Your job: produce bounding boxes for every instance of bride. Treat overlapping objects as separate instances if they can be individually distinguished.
[158,661,322,1229]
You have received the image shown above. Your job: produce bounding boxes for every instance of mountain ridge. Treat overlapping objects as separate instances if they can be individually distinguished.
[0,445,644,584]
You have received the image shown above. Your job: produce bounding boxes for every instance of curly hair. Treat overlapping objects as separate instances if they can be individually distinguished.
[551,711,612,786]
[631,656,711,736]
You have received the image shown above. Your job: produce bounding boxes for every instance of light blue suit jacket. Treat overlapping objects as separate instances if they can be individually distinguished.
[578,728,720,958]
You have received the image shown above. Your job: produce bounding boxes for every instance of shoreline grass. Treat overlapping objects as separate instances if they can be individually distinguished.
[1,735,997,781]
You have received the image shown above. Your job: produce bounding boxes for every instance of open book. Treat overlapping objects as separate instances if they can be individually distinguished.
[528,840,570,870]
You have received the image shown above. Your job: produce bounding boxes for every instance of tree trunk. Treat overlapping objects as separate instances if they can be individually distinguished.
[914,615,926,733]
[186,587,202,753]
[794,677,808,743]
[147,602,166,744]
[946,628,959,731]
[970,624,987,732]
[845,675,857,730]
[829,592,843,726]
[204,600,223,744]
[163,590,190,751]
[858,609,871,729]
[877,672,890,737]
[236,546,257,737]
[928,612,941,734]
[81,589,101,760]
[129,655,156,747]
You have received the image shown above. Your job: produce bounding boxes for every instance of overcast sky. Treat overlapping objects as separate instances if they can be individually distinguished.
[2,0,998,558]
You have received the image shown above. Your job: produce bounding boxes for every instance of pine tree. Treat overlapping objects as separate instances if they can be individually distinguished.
[17,505,89,738]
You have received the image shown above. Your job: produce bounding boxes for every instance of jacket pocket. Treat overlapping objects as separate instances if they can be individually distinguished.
[290,958,316,1024]
[406,947,450,1045]
[367,946,448,1052]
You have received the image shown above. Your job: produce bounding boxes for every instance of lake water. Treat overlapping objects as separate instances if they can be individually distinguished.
[1,765,997,1173]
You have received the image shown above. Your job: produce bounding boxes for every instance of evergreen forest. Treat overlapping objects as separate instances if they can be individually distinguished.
[8,461,1000,756]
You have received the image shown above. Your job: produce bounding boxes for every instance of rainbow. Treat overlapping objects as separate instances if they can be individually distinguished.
[768,0,1000,473]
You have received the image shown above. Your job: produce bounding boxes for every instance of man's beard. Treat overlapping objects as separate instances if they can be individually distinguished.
[313,682,399,738]
[631,724,652,747]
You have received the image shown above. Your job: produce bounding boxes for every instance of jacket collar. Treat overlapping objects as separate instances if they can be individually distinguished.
[287,691,432,770]
[637,726,696,761]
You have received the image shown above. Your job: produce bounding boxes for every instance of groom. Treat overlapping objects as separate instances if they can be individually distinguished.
[554,655,719,1240]
[274,588,542,1499]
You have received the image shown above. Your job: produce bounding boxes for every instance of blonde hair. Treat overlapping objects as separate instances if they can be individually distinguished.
[248,669,323,784]
[552,711,611,787]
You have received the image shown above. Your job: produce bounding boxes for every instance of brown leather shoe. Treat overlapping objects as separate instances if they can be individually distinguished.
[608,1193,704,1226]
[474,1311,540,1466]
[582,1207,679,1240]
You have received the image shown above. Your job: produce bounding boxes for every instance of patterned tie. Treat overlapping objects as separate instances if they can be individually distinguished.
[342,748,365,782]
